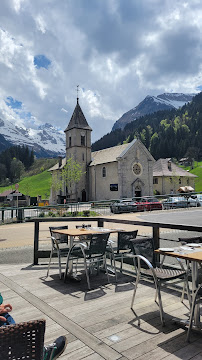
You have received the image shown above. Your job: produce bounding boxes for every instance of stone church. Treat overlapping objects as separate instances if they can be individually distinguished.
[49,99,155,204]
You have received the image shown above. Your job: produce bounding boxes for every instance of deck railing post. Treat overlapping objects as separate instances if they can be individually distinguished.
[153,226,160,263]
[98,219,104,227]
[1,210,4,223]
[34,221,39,265]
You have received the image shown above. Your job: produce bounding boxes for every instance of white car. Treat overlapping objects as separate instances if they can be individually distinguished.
[190,194,202,206]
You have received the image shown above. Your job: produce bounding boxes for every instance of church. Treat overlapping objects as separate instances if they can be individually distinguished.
[49,99,155,204]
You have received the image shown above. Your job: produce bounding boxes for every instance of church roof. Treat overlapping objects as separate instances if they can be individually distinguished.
[64,100,92,132]
[153,158,197,177]
[90,143,130,166]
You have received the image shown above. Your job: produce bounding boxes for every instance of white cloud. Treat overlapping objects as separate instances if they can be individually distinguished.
[61,108,68,113]
[0,0,202,143]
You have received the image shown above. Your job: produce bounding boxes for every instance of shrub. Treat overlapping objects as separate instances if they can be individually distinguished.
[39,211,45,217]
[51,213,56,217]
[48,211,53,216]
[83,210,90,217]
[72,211,78,217]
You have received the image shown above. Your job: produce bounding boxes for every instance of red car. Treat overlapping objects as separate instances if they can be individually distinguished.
[133,197,163,211]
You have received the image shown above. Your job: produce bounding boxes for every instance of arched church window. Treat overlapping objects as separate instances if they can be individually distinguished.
[102,167,106,177]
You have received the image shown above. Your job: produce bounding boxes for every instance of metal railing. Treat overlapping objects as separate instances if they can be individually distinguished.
[0,192,202,224]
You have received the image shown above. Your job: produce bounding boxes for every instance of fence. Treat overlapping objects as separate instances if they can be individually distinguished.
[0,193,201,224]
[28,216,202,265]
[0,202,111,224]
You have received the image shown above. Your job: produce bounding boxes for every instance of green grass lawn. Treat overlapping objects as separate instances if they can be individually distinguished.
[187,161,202,192]
[0,170,52,198]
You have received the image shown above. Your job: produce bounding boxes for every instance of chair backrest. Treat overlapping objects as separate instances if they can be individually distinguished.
[88,233,110,257]
[179,236,202,245]
[49,226,68,243]
[130,237,156,267]
[76,224,91,229]
[0,319,45,360]
[117,230,138,253]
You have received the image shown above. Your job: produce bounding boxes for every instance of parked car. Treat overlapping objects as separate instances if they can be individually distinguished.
[132,197,163,211]
[110,199,137,214]
[189,194,202,207]
[162,196,200,209]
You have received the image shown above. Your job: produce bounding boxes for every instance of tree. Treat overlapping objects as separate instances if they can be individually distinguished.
[62,158,84,199]
[185,147,200,168]
[51,158,84,199]
[0,163,7,183]
[10,158,25,182]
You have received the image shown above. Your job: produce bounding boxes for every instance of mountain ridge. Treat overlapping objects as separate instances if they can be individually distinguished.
[0,117,65,157]
[112,92,195,131]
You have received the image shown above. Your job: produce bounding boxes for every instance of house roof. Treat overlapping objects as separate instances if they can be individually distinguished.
[64,100,92,132]
[153,158,197,177]
[89,143,130,166]
[0,189,22,197]
[48,157,66,171]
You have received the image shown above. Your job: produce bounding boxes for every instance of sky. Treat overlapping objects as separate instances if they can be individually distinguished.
[1,0,202,143]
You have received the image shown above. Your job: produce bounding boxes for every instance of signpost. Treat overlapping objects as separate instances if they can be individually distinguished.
[15,183,19,213]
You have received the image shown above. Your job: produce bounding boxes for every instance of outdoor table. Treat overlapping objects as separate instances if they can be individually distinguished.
[156,245,202,329]
[52,227,119,280]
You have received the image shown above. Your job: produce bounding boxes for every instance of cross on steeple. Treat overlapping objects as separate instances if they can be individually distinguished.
[76,85,79,104]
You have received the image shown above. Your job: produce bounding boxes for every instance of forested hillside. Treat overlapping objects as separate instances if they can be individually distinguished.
[0,145,34,184]
[92,92,202,161]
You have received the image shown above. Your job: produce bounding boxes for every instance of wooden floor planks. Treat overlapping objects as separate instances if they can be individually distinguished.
[0,263,202,360]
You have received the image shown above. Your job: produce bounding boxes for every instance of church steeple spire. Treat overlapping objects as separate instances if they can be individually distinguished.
[77,85,79,104]
[64,90,92,132]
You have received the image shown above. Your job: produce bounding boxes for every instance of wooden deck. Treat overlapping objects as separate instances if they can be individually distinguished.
[0,262,202,360]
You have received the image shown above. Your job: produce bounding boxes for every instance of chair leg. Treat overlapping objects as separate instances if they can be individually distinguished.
[84,257,91,290]
[47,249,53,277]
[120,255,123,273]
[131,267,141,308]
[155,281,165,326]
[58,252,62,279]
[181,282,186,303]
[109,248,117,282]
[104,255,110,283]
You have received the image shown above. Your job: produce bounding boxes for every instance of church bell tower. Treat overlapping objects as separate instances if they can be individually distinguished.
[64,95,92,202]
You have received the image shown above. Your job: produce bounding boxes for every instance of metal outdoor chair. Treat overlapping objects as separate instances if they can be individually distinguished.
[187,284,202,341]
[179,236,202,302]
[47,226,69,279]
[106,230,138,280]
[0,319,45,360]
[130,237,190,326]
[65,232,110,290]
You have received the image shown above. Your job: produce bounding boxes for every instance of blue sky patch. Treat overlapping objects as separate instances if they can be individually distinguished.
[34,54,51,69]
[6,96,22,109]
[197,85,202,91]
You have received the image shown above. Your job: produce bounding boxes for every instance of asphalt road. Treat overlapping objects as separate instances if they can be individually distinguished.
[1,208,202,265]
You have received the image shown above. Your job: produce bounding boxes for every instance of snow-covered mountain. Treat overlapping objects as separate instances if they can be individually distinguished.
[0,118,65,157]
[112,93,195,131]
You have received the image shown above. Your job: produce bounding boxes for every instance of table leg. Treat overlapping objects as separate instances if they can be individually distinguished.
[64,236,81,282]
[192,261,200,327]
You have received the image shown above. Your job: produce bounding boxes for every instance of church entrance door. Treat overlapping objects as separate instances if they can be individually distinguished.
[82,190,86,202]
[134,185,142,198]
[135,190,141,197]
